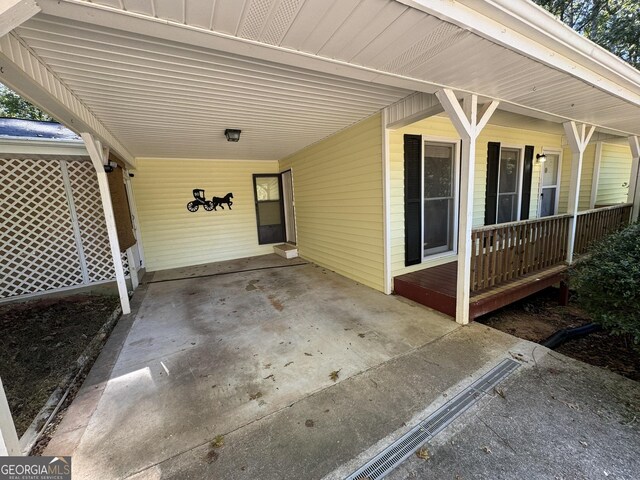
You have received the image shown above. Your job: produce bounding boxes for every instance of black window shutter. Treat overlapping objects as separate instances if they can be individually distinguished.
[404,134,422,266]
[521,145,534,220]
[484,142,501,225]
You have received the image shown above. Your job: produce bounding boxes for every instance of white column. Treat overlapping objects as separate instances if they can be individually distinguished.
[126,248,139,290]
[381,109,394,294]
[589,142,603,209]
[436,89,499,325]
[81,133,131,315]
[563,121,595,264]
[628,136,640,221]
[0,377,20,456]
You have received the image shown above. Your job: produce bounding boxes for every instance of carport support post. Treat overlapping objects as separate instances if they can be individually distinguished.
[0,376,20,456]
[81,132,131,315]
[563,122,595,264]
[436,90,498,325]
[628,136,640,222]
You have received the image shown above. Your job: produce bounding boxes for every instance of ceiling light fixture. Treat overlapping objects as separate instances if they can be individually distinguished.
[225,129,241,142]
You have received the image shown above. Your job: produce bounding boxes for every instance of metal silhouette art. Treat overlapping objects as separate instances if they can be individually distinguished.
[186,189,214,212]
[211,192,233,211]
[186,189,233,212]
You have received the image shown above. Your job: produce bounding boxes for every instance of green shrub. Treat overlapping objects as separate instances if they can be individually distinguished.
[571,222,640,345]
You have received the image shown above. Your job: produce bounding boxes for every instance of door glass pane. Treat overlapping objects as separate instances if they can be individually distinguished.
[542,154,559,186]
[423,142,455,255]
[497,194,518,223]
[424,199,453,253]
[540,187,556,217]
[424,144,453,199]
[499,148,519,193]
[256,176,280,201]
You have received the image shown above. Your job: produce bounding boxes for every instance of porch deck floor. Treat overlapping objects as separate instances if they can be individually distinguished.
[394,261,568,320]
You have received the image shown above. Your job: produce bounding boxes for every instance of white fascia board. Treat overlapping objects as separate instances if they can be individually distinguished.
[36,0,640,138]
[0,0,40,38]
[0,137,87,156]
[397,0,640,107]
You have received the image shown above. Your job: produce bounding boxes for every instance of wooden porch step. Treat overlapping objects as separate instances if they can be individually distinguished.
[394,261,568,321]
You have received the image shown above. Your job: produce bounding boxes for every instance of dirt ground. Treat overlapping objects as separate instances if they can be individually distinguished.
[479,288,640,382]
[0,294,119,436]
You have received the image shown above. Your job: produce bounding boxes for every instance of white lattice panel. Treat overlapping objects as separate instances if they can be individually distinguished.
[0,158,84,297]
[66,160,122,282]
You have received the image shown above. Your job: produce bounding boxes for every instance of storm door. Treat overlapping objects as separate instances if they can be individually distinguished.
[253,174,285,245]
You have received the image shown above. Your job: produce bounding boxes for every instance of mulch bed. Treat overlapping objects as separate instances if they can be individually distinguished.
[0,294,119,437]
[478,288,640,382]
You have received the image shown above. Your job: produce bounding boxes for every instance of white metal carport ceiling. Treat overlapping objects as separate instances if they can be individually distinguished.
[12,0,640,161]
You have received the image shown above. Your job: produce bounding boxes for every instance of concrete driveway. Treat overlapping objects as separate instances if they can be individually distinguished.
[44,254,640,479]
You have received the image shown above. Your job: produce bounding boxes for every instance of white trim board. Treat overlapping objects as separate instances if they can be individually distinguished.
[382,110,392,295]
[590,142,603,209]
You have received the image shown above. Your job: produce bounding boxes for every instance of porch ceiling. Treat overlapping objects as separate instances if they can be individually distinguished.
[15,15,410,160]
[11,0,640,160]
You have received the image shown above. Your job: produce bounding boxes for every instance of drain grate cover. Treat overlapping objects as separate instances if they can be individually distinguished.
[345,358,520,480]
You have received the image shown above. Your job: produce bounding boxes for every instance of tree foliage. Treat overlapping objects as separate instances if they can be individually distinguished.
[533,0,640,68]
[571,222,640,345]
[0,84,53,121]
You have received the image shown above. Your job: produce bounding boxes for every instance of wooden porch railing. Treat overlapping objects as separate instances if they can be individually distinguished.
[470,214,571,292]
[574,203,633,255]
[470,203,633,292]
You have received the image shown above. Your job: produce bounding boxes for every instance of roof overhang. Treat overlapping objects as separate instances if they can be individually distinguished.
[2,0,638,161]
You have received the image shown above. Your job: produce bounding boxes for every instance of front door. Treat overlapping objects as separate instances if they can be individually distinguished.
[253,174,285,245]
[540,153,560,217]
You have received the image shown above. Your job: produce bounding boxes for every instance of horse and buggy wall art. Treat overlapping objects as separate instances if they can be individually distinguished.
[186,189,234,212]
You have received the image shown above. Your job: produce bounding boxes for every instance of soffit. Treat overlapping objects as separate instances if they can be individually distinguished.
[20,0,640,161]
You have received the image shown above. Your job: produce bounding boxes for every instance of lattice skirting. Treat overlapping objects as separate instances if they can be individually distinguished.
[1,157,131,299]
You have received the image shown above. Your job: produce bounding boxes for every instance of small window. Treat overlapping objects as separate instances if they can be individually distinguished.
[496,147,521,223]
[423,142,457,256]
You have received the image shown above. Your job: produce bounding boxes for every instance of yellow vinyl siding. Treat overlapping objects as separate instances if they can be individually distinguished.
[558,144,596,212]
[279,113,385,292]
[133,159,279,272]
[390,115,562,278]
[596,143,633,206]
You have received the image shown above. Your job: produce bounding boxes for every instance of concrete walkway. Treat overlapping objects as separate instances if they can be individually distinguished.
[44,255,640,479]
[384,350,640,480]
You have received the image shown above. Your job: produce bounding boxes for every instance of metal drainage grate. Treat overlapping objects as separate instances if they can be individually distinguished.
[346,358,520,480]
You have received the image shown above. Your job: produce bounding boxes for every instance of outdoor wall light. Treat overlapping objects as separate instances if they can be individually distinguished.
[225,129,241,142]
[536,153,547,163]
